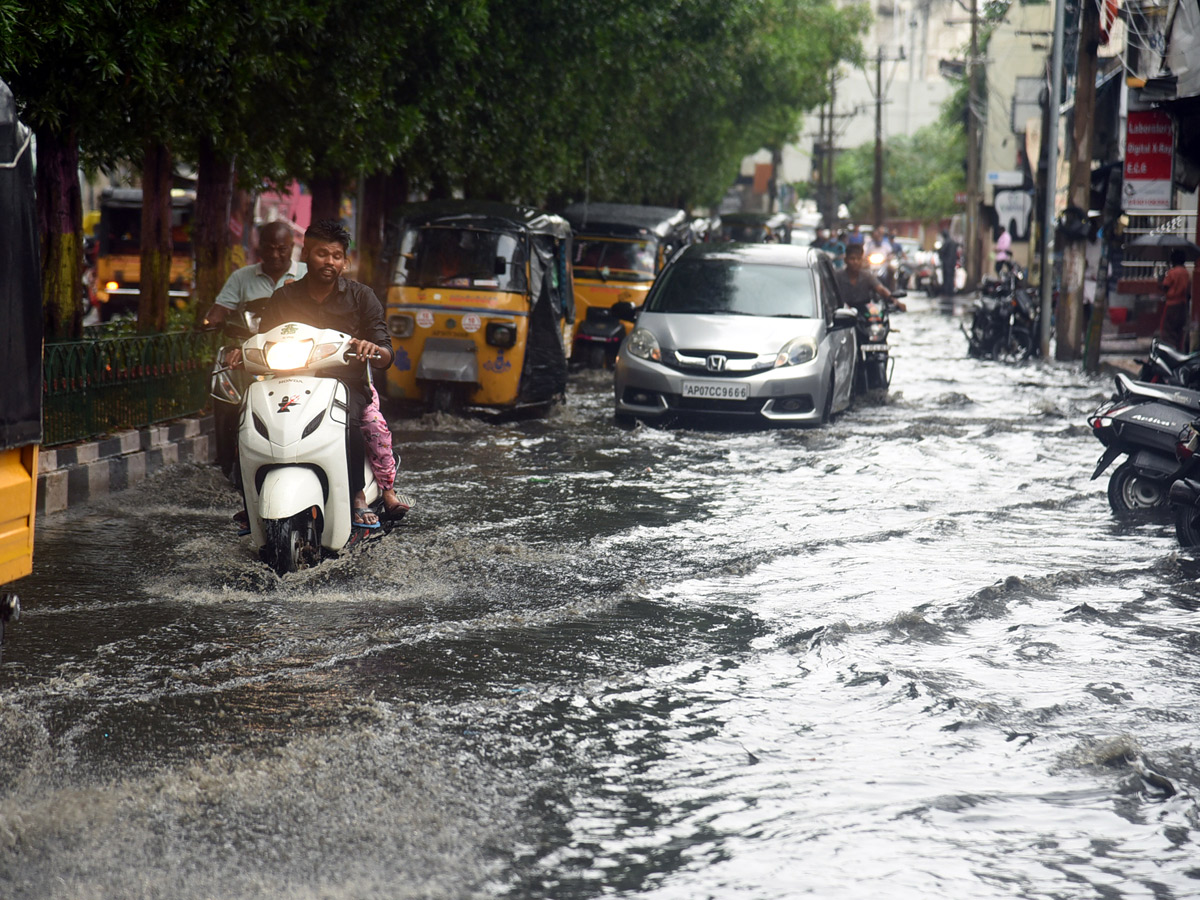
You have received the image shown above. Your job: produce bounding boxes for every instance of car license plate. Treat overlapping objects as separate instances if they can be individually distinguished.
[682,380,750,401]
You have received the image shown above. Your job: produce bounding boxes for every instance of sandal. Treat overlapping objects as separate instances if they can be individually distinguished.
[352,508,382,529]
[382,492,415,519]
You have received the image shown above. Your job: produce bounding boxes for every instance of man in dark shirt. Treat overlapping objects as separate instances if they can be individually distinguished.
[835,243,905,312]
[231,219,395,527]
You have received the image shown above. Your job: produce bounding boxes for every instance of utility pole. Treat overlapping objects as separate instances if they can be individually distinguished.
[1058,0,1100,361]
[1040,0,1067,358]
[965,0,982,289]
[824,73,839,226]
[873,46,884,228]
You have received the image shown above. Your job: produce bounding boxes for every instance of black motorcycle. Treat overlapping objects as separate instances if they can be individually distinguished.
[853,290,906,393]
[1136,339,1200,387]
[1089,373,1200,518]
[572,305,627,369]
[965,263,1039,360]
[1167,421,1200,545]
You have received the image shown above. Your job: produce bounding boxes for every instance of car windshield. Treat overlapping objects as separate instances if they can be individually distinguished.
[644,258,817,318]
[573,238,658,282]
[393,226,528,292]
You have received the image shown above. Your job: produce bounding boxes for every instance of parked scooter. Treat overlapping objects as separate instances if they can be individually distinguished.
[1089,373,1200,518]
[1166,420,1200,545]
[1135,339,1200,386]
[237,322,396,574]
[964,263,1039,360]
[853,290,906,393]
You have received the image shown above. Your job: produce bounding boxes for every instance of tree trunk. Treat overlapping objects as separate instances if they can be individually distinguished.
[309,173,343,223]
[137,139,172,333]
[193,139,235,318]
[1057,0,1099,361]
[34,125,83,340]
[357,170,387,295]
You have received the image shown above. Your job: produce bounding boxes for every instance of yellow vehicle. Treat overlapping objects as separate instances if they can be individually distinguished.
[383,201,575,414]
[1,78,39,653]
[90,187,195,320]
[562,202,692,368]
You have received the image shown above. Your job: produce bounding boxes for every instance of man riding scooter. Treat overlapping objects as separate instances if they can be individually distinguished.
[226,219,409,529]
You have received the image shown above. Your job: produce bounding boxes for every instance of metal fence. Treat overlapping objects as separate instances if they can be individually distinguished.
[43,331,216,447]
[1120,209,1198,285]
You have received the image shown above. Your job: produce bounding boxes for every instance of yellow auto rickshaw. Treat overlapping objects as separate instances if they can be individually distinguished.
[562,202,692,368]
[716,212,793,245]
[91,187,195,320]
[383,201,575,414]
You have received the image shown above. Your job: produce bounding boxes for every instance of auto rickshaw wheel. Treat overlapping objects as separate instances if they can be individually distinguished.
[428,383,459,414]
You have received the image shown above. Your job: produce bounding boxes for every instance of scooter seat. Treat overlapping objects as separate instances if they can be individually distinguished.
[1115,372,1200,410]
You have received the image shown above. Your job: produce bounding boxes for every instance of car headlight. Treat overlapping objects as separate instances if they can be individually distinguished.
[626,327,661,362]
[264,339,314,370]
[774,337,818,367]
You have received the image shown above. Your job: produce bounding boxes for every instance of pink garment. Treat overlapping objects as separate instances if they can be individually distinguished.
[361,385,396,491]
[995,229,1012,261]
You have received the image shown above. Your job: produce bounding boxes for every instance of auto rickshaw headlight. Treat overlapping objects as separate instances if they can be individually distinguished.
[486,322,517,348]
[626,327,661,362]
[105,281,120,292]
[388,314,415,338]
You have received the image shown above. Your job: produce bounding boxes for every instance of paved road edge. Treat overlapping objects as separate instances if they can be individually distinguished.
[37,415,215,516]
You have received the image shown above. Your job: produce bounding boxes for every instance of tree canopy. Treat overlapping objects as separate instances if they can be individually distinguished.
[1,0,864,334]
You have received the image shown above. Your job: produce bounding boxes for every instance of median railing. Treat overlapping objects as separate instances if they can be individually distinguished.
[43,331,217,447]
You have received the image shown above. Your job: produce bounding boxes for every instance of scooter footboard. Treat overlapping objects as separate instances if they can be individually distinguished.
[259,466,325,520]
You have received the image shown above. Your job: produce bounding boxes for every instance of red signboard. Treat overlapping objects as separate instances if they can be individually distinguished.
[1123,110,1174,209]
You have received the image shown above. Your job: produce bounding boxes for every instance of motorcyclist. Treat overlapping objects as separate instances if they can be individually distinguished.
[836,243,906,313]
[203,221,304,326]
[227,219,404,528]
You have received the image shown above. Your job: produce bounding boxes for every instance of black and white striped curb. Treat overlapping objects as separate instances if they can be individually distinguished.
[38,415,215,515]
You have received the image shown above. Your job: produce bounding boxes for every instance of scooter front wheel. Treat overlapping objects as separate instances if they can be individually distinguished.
[1107,462,1167,518]
[1174,505,1200,547]
[263,510,319,575]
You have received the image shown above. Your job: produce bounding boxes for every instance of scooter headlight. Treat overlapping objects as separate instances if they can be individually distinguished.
[265,339,314,370]
[868,252,886,266]
[310,341,342,363]
[626,327,661,362]
[774,337,818,367]
[868,323,888,342]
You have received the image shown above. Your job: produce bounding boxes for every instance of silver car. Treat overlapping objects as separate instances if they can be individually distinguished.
[613,243,857,425]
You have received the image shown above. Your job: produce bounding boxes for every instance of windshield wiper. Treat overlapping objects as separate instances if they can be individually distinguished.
[771,313,812,318]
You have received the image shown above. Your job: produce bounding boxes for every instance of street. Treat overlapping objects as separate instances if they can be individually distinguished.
[2,296,1199,899]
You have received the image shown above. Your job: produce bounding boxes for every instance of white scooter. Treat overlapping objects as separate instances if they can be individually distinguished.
[237,321,392,574]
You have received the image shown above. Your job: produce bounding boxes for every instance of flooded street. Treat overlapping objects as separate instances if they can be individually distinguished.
[3,297,1200,899]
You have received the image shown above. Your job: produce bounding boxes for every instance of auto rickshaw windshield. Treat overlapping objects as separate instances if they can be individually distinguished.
[573,238,658,282]
[395,226,528,292]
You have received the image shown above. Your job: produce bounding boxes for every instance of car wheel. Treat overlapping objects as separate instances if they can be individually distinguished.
[1107,462,1167,518]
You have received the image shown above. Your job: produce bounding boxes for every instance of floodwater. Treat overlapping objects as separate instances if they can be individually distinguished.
[3,297,1199,899]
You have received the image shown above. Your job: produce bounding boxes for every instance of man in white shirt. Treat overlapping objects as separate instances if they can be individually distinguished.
[204,221,305,325]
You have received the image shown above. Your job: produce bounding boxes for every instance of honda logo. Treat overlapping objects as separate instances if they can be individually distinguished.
[706,354,727,372]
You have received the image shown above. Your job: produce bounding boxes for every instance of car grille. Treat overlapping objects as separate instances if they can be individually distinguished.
[664,348,771,376]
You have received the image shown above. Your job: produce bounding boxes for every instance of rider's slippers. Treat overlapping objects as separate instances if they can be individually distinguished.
[382,493,415,520]
[352,508,382,530]
[232,510,251,537]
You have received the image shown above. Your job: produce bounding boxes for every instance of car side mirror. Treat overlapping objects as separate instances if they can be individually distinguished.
[611,300,638,322]
[832,308,858,330]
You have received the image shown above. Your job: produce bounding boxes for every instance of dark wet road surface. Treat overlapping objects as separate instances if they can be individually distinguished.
[3,297,1200,899]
